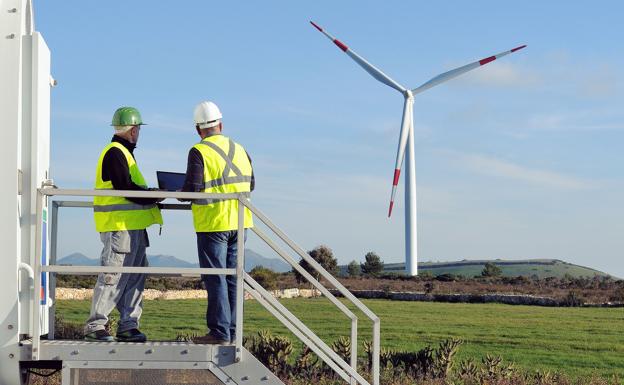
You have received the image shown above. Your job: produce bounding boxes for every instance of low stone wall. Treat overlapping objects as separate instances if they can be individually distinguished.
[329,289,562,306]
[55,287,321,301]
[55,287,622,307]
[327,289,623,307]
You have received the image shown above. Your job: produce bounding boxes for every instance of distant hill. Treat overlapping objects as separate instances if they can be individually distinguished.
[148,255,196,268]
[245,249,291,272]
[371,259,612,279]
[57,249,291,273]
[58,252,99,266]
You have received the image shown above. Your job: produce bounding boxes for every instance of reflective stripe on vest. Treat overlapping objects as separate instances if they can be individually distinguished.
[93,202,159,212]
[93,142,163,232]
[194,192,251,205]
[191,135,253,232]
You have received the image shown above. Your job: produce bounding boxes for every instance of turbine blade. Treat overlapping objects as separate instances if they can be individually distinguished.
[310,21,406,93]
[412,45,527,95]
[388,98,413,217]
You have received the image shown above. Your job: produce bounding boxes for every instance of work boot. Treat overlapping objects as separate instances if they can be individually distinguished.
[84,329,115,342]
[116,328,147,342]
[192,334,230,345]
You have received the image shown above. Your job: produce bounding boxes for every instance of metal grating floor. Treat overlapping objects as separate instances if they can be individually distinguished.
[71,369,223,385]
[21,340,285,385]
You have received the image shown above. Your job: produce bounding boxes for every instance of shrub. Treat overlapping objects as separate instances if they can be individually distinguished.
[249,266,279,290]
[294,245,338,284]
[361,251,384,277]
[53,315,83,339]
[610,286,624,303]
[331,336,351,363]
[435,273,457,282]
[347,260,361,277]
[245,330,293,376]
[419,271,434,279]
[481,262,503,277]
[561,290,584,307]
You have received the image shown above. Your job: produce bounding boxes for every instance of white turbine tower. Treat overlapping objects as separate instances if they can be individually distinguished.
[311,21,526,276]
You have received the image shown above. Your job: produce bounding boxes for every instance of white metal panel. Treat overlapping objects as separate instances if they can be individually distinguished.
[19,32,33,339]
[0,0,28,383]
[30,31,51,335]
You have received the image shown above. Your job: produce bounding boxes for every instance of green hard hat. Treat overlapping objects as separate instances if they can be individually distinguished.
[111,106,146,126]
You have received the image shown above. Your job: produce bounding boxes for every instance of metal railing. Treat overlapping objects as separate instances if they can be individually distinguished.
[31,187,380,385]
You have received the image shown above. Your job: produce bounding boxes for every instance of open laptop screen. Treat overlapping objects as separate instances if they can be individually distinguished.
[156,171,186,191]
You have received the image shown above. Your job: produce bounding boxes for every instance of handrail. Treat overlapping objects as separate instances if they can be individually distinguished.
[244,282,352,382]
[41,266,236,275]
[244,199,381,384]
[251,226,359,376]
[245,273,370,385]
[34,187,380,385]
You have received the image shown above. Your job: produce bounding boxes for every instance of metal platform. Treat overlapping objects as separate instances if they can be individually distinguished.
[21,340,284,385]
[13,190,381,385]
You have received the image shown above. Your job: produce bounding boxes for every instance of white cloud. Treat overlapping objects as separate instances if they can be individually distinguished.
[527,109,624,132]
[456,62,539,88]
[579,65,619,98]
[455,152,596,190]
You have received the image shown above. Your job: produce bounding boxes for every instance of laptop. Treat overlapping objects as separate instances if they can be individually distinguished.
[156,171,186,191]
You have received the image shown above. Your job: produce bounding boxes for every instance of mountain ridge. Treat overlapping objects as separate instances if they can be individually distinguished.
[58,249,291,273]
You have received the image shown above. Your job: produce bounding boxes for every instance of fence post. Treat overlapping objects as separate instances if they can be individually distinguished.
[234,195,245,362]
[31,189,43,360]
[48,200,59,340]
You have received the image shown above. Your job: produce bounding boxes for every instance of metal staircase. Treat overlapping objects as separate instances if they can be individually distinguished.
[23,188,380,385]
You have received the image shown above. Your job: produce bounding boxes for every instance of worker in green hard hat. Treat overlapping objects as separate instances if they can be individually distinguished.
[85,106,163,342]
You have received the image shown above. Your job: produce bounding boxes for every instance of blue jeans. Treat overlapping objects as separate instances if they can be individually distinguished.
[196,230,245,341]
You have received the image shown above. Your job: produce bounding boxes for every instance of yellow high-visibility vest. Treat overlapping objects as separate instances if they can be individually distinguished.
[93,142,163,232]
[191,135,253,232]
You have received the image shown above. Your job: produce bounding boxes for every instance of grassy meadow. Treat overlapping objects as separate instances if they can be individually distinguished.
[55,298,624,378]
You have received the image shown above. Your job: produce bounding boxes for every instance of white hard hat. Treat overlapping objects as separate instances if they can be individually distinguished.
[194,101,222,129]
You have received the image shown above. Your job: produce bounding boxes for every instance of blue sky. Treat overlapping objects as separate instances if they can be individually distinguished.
[37,1,624,277]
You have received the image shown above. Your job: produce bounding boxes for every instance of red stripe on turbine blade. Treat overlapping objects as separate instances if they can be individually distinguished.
[511,44,527,52]
[479,56,496,65]
[392,169,401,186]
[388,201,394,217]
[310,21,323,32]
[333,39,348,52]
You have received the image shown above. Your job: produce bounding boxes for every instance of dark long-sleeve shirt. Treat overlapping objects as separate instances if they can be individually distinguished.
[101,135,159,205]
[181,135,254,193]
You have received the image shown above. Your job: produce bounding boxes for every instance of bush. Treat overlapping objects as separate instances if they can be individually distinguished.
[435,273,458,282]
[361,251,384,277]
[240,330,610,385]
[561,290,584,307]
[293,245,338,284]
[610,286,624,303]
[347,260,361,277]
[245,330,293,376]
[481,262,503,277]
[249,266,279,290]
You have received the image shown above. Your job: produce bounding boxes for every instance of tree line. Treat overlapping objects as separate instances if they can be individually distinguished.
[290,245,503,282]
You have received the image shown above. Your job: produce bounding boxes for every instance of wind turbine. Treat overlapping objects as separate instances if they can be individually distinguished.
[310,21,526,275]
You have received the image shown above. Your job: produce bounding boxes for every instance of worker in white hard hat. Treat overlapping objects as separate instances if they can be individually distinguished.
[181,101,254,345]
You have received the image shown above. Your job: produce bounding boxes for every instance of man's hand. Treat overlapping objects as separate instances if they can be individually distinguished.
[148,187,166,203]
[176,189,191,202]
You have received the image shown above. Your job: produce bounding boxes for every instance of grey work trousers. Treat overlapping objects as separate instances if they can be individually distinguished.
[85,229,148,334]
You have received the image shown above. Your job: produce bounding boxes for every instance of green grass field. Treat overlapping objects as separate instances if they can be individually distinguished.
[56,298,624,378]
